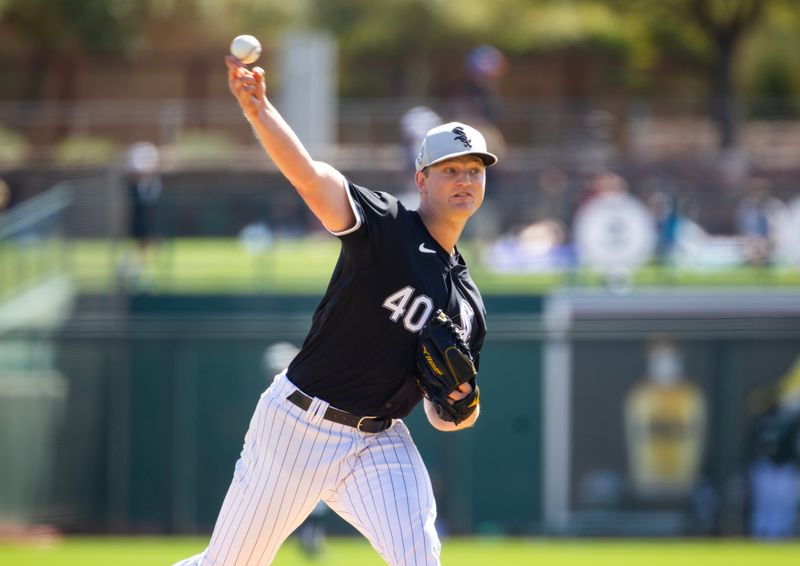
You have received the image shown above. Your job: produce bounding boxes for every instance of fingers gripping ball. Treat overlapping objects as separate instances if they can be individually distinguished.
[416,310,480,425]
[230,34,262,65]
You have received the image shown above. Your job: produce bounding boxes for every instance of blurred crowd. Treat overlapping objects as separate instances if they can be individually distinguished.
[482,167,799,277]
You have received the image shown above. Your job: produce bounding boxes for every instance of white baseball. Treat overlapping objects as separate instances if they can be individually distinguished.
[230,35,262,65]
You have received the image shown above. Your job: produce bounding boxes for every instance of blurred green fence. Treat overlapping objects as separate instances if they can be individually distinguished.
[1,291,799,538]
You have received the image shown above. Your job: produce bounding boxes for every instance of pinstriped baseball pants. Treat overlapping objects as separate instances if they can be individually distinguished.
[173,372,440,566]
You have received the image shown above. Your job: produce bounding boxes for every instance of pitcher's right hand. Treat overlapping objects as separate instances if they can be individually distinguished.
[226,55,266,120]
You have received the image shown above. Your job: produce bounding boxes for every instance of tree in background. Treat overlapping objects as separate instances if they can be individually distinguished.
[0,0,178,140]
[0,0,297,139]
[686,0,766,149]
[612,0,770,149]
[1,0,146,110]
[612,0,800,149]
[1,0,799,149]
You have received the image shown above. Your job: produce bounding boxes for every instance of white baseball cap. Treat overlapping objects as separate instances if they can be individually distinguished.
[415,122,498,172]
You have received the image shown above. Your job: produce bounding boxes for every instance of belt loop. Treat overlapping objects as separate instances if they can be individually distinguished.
[306,397,329,426]
[271,370,290,396]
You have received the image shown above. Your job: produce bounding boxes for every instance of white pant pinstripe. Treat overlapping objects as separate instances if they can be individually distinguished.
[173,372,440,566]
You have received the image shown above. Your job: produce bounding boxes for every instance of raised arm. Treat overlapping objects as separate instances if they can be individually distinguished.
[225,55,355,233]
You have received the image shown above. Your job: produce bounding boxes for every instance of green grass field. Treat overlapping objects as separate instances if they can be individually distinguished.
[2,237,799,299]
[1,536,799,565]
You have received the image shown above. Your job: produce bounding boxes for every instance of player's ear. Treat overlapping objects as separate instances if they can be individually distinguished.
[415,170,427,193]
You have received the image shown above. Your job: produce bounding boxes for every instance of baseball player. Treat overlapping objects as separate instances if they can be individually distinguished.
[173,55,497,566]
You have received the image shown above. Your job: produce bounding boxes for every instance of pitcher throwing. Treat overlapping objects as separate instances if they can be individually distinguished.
[174,52,497,566]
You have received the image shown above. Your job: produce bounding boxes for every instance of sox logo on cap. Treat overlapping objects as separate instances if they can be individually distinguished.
[415,121,498,172]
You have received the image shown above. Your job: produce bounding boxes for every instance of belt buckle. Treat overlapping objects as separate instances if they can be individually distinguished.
[357,416,389,433]
[357,416,373,432]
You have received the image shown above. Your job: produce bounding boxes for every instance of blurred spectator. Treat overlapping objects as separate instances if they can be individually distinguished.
[670,219,747,270]
[399,106,442,207]
[571,170,630,237]
[571,172,657,285]
[647,191,683,264]
[463,45,508,123]
[574,170,629,216]
[484,219,572,273]
[125,142,163,264]
[238,222,273,255]
[459,45,508,197]
[735,177,787,266]
[400,106,442,173]
[297,502,327,558]
[747,356,800,539]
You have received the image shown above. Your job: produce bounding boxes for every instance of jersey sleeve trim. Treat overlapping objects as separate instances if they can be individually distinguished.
[327,177,363,236]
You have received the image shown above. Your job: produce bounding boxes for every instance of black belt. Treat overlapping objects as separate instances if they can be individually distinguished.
[287,390,392,433]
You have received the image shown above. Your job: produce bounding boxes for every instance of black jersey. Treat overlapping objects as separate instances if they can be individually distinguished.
[287,181,487,418]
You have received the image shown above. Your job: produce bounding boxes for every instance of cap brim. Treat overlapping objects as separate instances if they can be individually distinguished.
[420,150,498,171]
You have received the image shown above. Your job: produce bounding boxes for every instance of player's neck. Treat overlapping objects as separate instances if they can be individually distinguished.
[417,206,465,255]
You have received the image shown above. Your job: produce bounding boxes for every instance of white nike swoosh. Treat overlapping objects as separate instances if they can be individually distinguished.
[418,243,437,254]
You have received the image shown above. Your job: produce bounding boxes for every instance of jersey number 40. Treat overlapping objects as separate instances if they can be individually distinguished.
[382,286,434,333]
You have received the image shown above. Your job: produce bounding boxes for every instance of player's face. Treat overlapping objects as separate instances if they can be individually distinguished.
[416,156,486,220]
